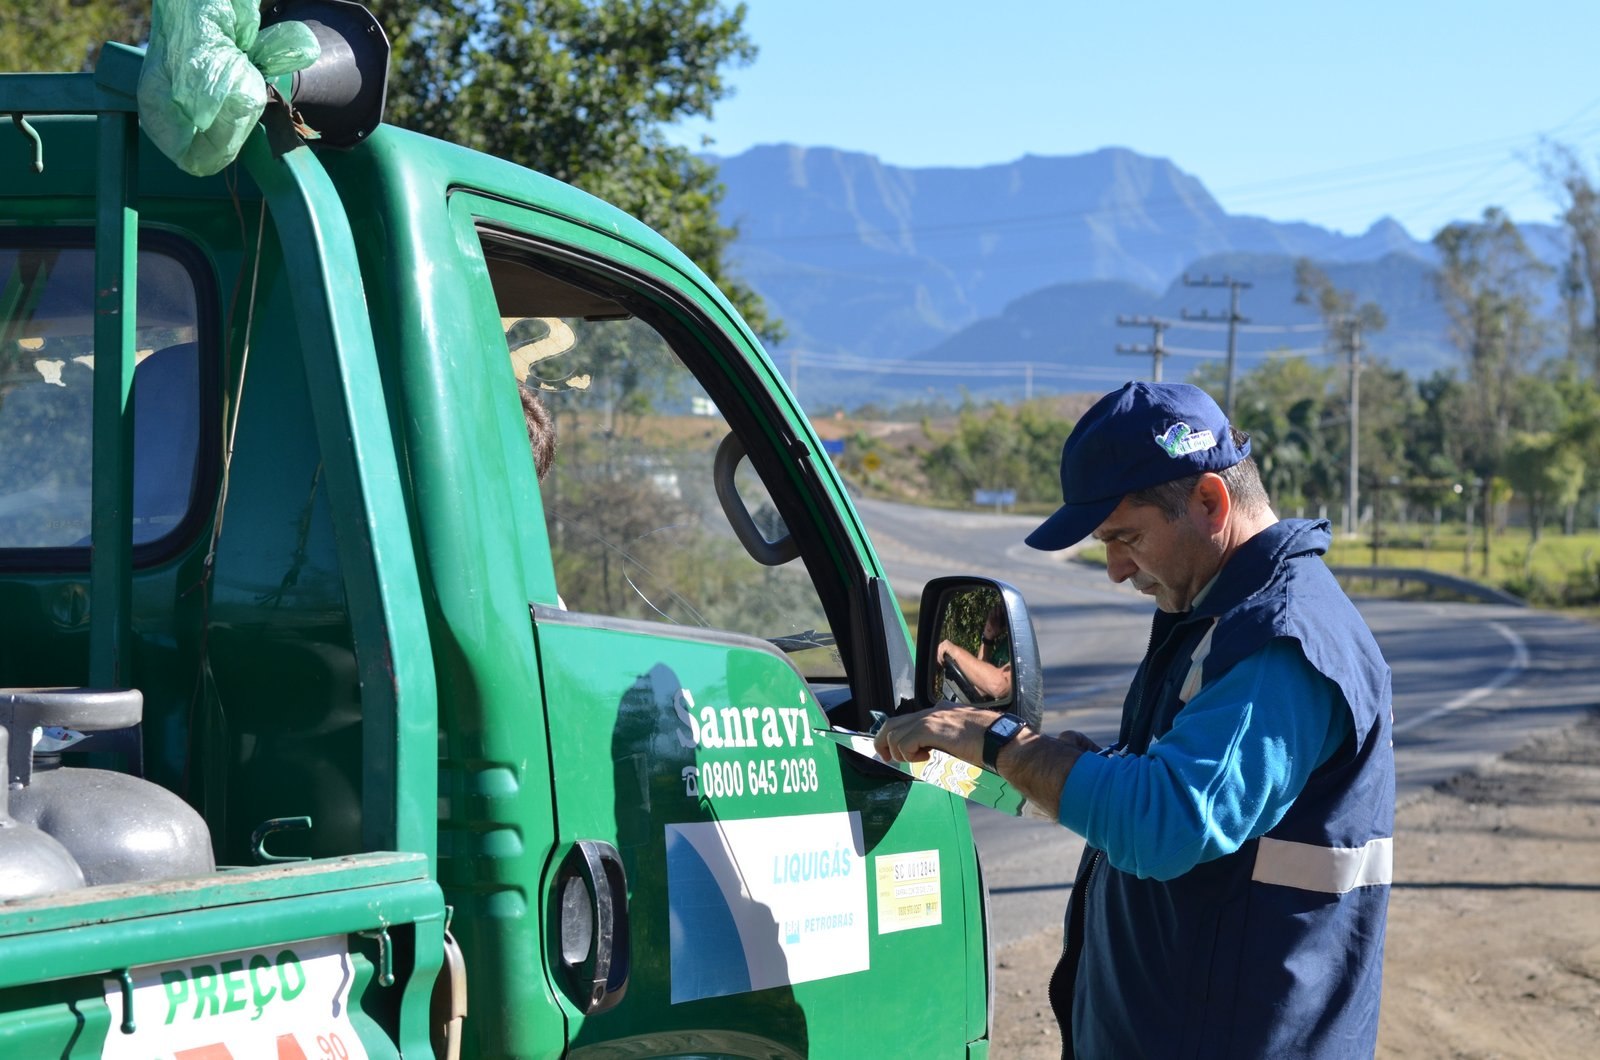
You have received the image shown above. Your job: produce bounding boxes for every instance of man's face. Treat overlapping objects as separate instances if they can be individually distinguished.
[1090,493,1221,612]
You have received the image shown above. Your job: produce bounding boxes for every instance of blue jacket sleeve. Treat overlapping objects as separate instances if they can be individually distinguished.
[1058,637,1351,881]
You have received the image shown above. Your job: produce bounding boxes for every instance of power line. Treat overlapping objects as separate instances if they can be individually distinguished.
[792,350,1123,379]
[1172,319,1324,334]
[1160,345,1325,359]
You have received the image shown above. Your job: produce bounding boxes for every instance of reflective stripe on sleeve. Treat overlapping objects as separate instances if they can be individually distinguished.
[1251,836,1393,893]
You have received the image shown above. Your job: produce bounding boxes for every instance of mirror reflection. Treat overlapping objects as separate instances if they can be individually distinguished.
[932,586,1014,707]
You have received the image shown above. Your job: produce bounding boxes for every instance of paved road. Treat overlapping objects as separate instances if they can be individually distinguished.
[853,495,1600,947]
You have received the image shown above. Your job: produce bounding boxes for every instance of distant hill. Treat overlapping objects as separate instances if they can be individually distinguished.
[711,144,1567,408]
[715,145,1429,353]
[917,251,1451,383]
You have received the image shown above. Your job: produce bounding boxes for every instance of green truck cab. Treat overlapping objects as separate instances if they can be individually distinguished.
[0,11,1037,1059]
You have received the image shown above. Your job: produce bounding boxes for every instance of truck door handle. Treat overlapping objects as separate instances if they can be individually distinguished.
[556,839,630,1014]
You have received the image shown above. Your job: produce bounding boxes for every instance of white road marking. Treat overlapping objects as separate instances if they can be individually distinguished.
[1393,620,1529,735]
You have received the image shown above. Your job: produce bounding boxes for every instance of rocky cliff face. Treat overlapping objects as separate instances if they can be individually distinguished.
[711,144,1566,405]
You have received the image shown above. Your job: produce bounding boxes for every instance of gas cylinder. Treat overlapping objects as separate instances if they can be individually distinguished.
[0,729,85,900]
[8,762,216,885]
[2,687,215,887]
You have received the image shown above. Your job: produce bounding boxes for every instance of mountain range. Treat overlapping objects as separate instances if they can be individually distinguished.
[711,144,1564,407]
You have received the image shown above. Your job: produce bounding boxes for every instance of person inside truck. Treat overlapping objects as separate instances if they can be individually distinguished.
[934,601,1012,702]
[520,382,557,483]
[520,380,569,613]
[875,381,1394,1059]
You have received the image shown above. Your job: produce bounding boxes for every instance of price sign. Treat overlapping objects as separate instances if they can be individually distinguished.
[101,936,372,1060]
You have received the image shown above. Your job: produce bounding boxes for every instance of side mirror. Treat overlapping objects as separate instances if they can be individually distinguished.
[914,576,1042,731]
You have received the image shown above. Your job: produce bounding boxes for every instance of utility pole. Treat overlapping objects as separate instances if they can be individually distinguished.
[1181,275,1251,417]
[1115,315,1171,381]
[1339,316,1363,538]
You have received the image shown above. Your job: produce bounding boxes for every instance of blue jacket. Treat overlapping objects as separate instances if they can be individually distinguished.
[1051,519,1394,1059]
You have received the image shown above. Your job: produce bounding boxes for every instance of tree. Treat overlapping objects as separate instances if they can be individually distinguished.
[1409,372,1476,524]
[1358,361,1426,513]
[1542,142,1600,373]
[1504,430,1585,545]
[1559,247,1590,370]
[1197,356,1340,516]
[919,399,1073,508]
[0,0,147,72]
[369,1,780,342]
[1433,208,1552,470]
[1294,258,1387,534]
[1543,366,1600,533]
[1434,209,1552,571]
[2,2,777,341]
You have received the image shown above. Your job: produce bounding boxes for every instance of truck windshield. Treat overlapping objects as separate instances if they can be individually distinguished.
[0,241,203,553]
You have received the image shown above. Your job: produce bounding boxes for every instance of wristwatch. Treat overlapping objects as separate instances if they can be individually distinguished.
[982,713,1026,771]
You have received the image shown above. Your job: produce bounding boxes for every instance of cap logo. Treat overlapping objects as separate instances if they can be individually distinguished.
[1155,422,1216,458]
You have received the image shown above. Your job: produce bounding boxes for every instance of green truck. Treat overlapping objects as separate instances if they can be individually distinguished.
[0,4,1043,1057]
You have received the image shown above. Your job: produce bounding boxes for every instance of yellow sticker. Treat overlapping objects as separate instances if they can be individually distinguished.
[910,749,982,798]
[875,849,942,934]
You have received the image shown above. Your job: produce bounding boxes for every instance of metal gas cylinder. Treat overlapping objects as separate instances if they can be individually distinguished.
[8,763,216,885]
[1,687,215,887]
[0,728,85,901]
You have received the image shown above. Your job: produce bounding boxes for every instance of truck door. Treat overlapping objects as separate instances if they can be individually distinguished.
[452,195,981,1057]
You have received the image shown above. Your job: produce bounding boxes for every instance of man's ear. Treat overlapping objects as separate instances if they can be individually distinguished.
[1193,472,1231,532]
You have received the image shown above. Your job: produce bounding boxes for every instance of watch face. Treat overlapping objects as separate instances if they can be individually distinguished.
[983,713,1025,770]
[991,714,1024,739]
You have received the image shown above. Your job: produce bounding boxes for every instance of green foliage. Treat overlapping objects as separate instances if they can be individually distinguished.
[547,440,829,641]
[369,0,780,342]
[938,587,999,654]
[1541,141,1600,373]
[919,399,1074,506]
[1325,525,1600,609]
[1195,356,1343,511]
[1503,430,1586,543]
[4,3,777,338]
[0,0,147,72]
[1295,257,1387,335]
[1433,208,1554,470]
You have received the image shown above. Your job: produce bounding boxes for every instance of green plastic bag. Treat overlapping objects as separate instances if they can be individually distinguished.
[137,0,320,177]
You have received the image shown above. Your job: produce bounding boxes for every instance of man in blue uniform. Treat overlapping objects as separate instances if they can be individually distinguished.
[877,381,1394,1059]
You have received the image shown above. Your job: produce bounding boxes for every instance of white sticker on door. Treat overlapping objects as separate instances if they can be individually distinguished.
[666,811,868,1003]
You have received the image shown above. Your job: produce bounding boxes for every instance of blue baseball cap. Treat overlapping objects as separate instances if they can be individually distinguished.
[1025,381,1250,551]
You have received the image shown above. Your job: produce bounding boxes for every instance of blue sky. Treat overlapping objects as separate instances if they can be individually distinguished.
[671,1,1600,240]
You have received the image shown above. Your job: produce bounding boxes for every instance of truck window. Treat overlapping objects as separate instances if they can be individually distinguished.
[484,240,842,679]
[0,237,204,554]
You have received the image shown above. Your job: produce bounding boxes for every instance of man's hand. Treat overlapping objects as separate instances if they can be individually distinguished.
[875,708,1100,822]
[875,706,998,767]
